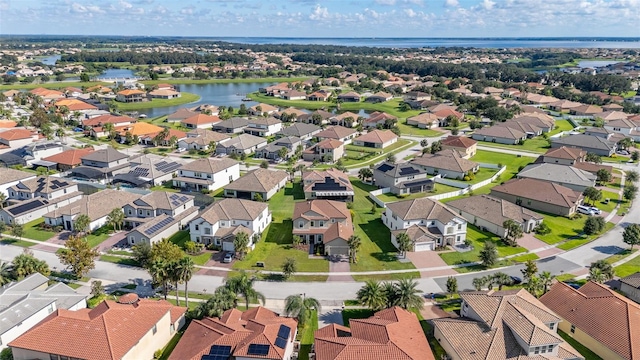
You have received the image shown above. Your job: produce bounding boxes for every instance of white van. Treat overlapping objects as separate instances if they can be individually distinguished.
[577,205,596,216]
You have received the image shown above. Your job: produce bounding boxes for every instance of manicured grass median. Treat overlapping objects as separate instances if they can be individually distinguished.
[615,253,640,278]
[439,225,526,267]
[0,238,37,247]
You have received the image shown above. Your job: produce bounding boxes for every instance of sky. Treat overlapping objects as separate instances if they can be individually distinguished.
[1,0,639,38]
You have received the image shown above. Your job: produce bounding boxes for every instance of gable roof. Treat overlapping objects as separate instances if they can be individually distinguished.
[315,307,434,360]
[167,108,197,121]
[80,146,128,163]
[0,128,34,141]
[543,146,586,161]
[375,162,426,178]
[447,195,543,228]
[225,168,288,193]
[0,168,35,185]
[198,198,269,225]
[9,299,186,360]
[473,125,526,140]
[316,125,357,140]
[83,114,135,127]
[214,117,249,129]
[10,176,77,194]
[181,113,221,126]
[168,306,297,360]
[386,197,459,224]
[218,133,266,150]
[517,163,596,188]
[302,169,354,194]
[293,199,350,221]
[441,135,477,149]
[552,134,616,151]
[354,129,398,144]
[410,149,479,173]
[179,158,238,174]
[490,178,583,208]
[278,122,320,137]
[115,121,164,136]
[541,281,640,360]
[42,147,95,166]
[44,189,142,220]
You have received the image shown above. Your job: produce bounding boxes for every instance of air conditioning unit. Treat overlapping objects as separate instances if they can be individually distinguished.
[293,341,301,351]
[291,352,299,360]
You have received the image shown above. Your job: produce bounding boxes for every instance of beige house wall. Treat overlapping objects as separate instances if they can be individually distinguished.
[557,320,625,360]
[490,191,577,217]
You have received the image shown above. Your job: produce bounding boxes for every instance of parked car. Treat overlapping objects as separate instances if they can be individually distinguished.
[223,252,234,263]
[73,127,84,132]
[590,207,602,215]
[176,147,186,153]
[577,205,596,216]
[510,276,522,285]
[564,282,581,290]
[617,150,630,155]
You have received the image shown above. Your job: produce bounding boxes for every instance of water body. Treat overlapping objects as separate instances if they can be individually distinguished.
[97,68,136,79]
[136,82,277,118]
[38,55,61,65]
[211,37,640,49]
[576,60,621,68]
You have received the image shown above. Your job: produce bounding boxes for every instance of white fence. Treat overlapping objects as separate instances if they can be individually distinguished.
[368,165,507,206]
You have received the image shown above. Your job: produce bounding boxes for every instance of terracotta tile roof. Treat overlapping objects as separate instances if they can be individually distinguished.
[181,113,221,126]
[441,135,477,149]
[433,108,463,119]
[169,306,297,360]
[316,138,344,149]
[541,281,640,360]
[428,104,457,113]
[250,103,278,113]
[293,199,350,222]
[225,168,288,193]
[354,129,398,145]
[490,178,583,208]
[117,89,145,96]
[0,119,17,128]
[386,197,459,224]
[9,299,186,360]
[115,121,164,136]
[142,128,187,142]
[0,128,34,141]
[543,146,586,161]
[315,307,434,360]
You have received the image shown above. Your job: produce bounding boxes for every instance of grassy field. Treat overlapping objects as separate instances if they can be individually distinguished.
[614,254,640,278]
[115,92,200,110]
[167,231,212,265]
[0,81,110,90]
[342,139,411,167]
[0,238,37,247]
[296,311,318,360]
[439,225,526,266]
[471,150,535,180]
[22,219,56,241]
[558,330,603,360]
[549,119,575,135]
[397,120,443,137]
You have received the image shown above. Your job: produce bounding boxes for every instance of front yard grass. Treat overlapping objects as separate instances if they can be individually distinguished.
[99,255,140,267]
[167,230,211,265]
[595,190,623,213]
[555,222,615,251]
[510,253,540,263]
[397,120,443,137]
[476,137,550,154]
[342,309,375,326]
[535,214,588,245]
[0,238,37,247]
[342,139,411,167]
[439,225,526,266]
[375,183,463,203]
[296,311,318,360]
[85,225,114,248]
[471,150,535,180]
[614,253,640,278]
[558,330,603,360]
[351,272,421,281]
[22,218,56,241]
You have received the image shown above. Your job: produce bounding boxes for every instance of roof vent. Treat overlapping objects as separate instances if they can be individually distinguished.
[117,293,139,304]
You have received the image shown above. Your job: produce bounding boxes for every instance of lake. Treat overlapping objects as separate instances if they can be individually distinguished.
[39,55,61,65]
[577,60,621,68]
[97,68,136,79]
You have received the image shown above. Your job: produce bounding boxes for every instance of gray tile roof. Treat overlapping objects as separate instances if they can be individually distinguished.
[278,123,321,137]
[198,198,268,225]
[179,158,239,174]
[44,188,142,220]
[410,149,479,173]
[218,133,267,150]
[375,162,426,178]
[225,168,288,193]
[517,163,596,188]
[552,134,615,151]
[447,195,543,228]
[80,146,128,163]
[386,197,459,224]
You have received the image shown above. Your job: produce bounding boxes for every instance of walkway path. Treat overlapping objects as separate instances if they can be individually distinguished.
[327,256,353,282]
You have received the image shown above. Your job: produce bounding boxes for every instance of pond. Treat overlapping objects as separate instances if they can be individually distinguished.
[39,55,61,65]
[97,68,136,79]
[577,60,621,68]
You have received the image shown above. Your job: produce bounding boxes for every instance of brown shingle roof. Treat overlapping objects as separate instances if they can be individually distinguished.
[540,281,640,360]
[44,188,142,220]
[490,178,583,208]
[315,307,434,360]
[354,129,398,145]
[198,198,268,225]
[447,195,542,229]
[225,168,288,193]
[473,125,526,140]
[9,299,186,360]
[410,149,479,173]
[316,126,357,140]
[620,272,640,289]
[543,146,586,161]
[441,135,477,149]
[0,168,34,185]
[179,158,238,174]
[386,197,459,223]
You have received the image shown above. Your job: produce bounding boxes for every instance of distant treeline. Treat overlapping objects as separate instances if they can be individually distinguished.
[60,51,253,65]
[515,51,581,68]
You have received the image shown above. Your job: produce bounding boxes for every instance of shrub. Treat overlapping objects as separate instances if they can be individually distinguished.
[463,175,471,181]
[534,223,551,235]
[184,241,204,254]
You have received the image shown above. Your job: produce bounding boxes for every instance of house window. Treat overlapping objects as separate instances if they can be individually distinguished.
[311,221,315,227]
[196,237,200,243]
[49,355,58,360]
[457,224,462,230]
[319,221,324,227]
[570,324,575,334]
[548,345,553,352]
[229,175,233,182]
[48,303,54,313]
[215,239,221,245]
[195,172,201,178]
[204,228,211,235]
[64,189,67,194]
[195,224,199,231]
[170,324,175,333]
[299,221,304,228]
[431,221,436,226]
[146,210,150,216]
[152,324,157,335]
[128,210,132,215]
[60,356,69,360]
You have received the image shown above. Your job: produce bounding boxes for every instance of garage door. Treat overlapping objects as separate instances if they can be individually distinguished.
[413,242,433,252]
[328,246,349,256]
[222,242,235,252]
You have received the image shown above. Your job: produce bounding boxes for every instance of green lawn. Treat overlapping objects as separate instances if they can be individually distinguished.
[549,120,575,136]
[342,309,375,326]
[558,330,603,360]
[478,137,550,154]
[439,225,526,266]
[375,183,463,203]
[22,219,56,241]
[342,139,412,167]
[413,310,448,359]
[510,253,540,263]
[0,238,37,247]
[604,249,636,265]
[605,176,622,190]
[555,222,615,251]
[471,150,534,181]
[296,311,318,360]
[344,140,416,169]
[115,92,200,110]
[86,225,114,248]
[398,120,443,137]
[158,331,184,360]
[167,230,211,265]
[351,272,421,281]
[595,190,623,213]
[469,167,499,184]
[614,254,640,278]
[99,255,140,267]
[534,214,587,244]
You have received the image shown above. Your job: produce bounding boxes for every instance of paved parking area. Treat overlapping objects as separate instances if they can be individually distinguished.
[517,233,548,251]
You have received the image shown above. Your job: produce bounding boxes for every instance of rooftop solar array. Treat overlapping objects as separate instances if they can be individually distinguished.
[274,337,287,349]
[143,216,175,236]
[129,167,150,178]
[155,160,182,174]
[398,166,420,176]
[169,194,190,207]
[312,177,347,192]
[247,344,269,356]
[7,199,46,216]
[200,345,231,360]
[274,324,291,349]
[376,163,394,173]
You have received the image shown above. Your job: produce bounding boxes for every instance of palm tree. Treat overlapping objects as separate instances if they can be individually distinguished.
[492,272,513,290]
[0,261,13,285]
[525,275,543,297]
[73,214,91,235]
[472,277,485,291]
[106,208,124,232]
[149,259,171,300]
[347,235,361,264]
[102,122,115,140]
[191,287,236,319]
[392,279,424,310]
[176,257,196,307]
[540,271,554,294]
[0,192,6,209]
[55,128,66,143]
[224,271,265,309]
[357,280,387,311]
[284,294,322,325]
[587,267,607,283]
[395,233,413,259]
[11,253,50,279]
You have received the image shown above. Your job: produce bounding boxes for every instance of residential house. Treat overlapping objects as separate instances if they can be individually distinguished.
[297,110,333,126]
[619,272,640,304]
[0,177,83,225]
[362,111,397,129]
[433,289,583,360]
[124,195,198,246]
[382,197,467,251]
[172,158,240,192]
[447,195,544,237]
[224,168,288,201]
[604,118,640,141]
[188,198,271,251]
[292,199,353,255]
[302,169,354,201]
[148,88,180,99]
[314,306,434,360]
[43,188,142,231]
[337,91,361,102]
[551,134,617,156]
[177,129,230,151]
[255,136,301,160]
[115,89,145,103]
[277,122,321,140]
[302,139,344,163]
[410,149,480,180]
[373,162,433,195]
[406,112,440,129]
[404,91,431,101]
[138,128,187,147]
[329,111,360,127]
[0,129,37,149]
[0,273,87,351]
[541,281,640,360]
[570,104,603,117]
[365,91,393,103]
[352,129,398,149]
[9,295,186,360]
[244,117,283,137]
[114,122,164,142]
[308,90,331,101]
[42,147,95,171]
[166,108,197,123]
[0,168,36,197]
[599,111,629,122]
[315,126,357,145]
[114,154,187,187]
[278,107,307,120]
[490,178,584,216]
[281,89,306,100]
[433,108,464,127]
[517,163,596,192]
[216,134,267,155]
[541,146,587,166]
[69,147,129,183]
[249,103,278,116]
[17,142,64,168]
[212,117,249,134]
[169,307,297,360]
[83,114,136,137]
[181,114,221,129]
[472,125,527,145]
[441,136,478,158]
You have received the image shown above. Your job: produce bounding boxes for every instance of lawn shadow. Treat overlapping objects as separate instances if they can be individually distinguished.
[265,220,293,245]
[592,245,625,255]
[284,182,305,200]
[261,273,285,282]
[359,219,395,253]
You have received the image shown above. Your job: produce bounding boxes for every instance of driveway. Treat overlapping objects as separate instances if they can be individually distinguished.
[406,251,458,277]
[95,231,127,252]
[327,255,353,282]
[517,233,548,251]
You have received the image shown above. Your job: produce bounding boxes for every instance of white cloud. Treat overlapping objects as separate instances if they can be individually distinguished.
[375,0,396,5]
[309,5,329,20]
[444,0,459,7]
[404,8,416,17]
[481,0,496,10]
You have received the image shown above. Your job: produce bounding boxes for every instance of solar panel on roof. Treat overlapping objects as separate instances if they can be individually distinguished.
[7,199,46,216]
[399,166,420,176]
[143,216,175,235]
[209,345,231,356]
[170,194,180,200]
[312,177,347,192]
[274,337,287,349]
[277,324,291,339]
[376,163,394,173]
[179,196,189,202]
[247,344,269,356]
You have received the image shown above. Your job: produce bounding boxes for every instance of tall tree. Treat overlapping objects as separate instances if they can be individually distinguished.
[492,272,513,290]
[446,276,458,297]
[502,220,523,247]
[149,259,171,300]
[102,122,115,140]
[176,257,196,307]
[356,280,386,311]
[395,233,413,259]
[347,235,361,264]
[73,214,91,235]
[106,208,124,232]
[585,152,602,164]
[233,231,250,259]
[284,294,322,325]
[627,170,639,182]
[521,260,538,281]
[358,168,373,182]
[588,260,614,283]
[525,275,543,297]
[430,140,442,154]
[540,271,554,294]
[472,277,485,291]
[596,169,612,185]
[224,271,265,309]
[392,279,424,310]
[56,235,99,279]
[190,287,236,319]
[479,241,498,267]
[10,222,24,238]
[12,253,50,279]
[281,257,297,280]
[0,262,12,285]
[150,238,184,263]
[582,187,602,205]
[623,223,640,251]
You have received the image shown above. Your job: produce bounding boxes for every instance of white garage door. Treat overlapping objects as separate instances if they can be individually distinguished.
[413,242,434,252]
